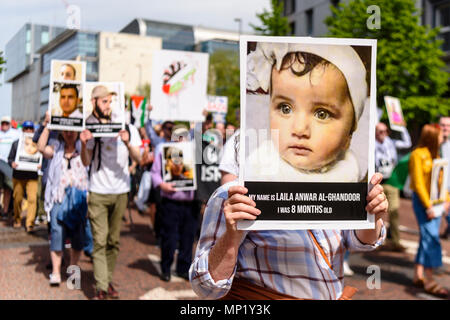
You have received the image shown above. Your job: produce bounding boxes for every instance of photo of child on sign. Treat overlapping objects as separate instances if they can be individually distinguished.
[14,132,42,172]
[239,36,377,230]
[161,141,196,191]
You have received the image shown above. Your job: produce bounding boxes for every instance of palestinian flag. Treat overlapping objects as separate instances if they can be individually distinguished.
[130,95,147,128]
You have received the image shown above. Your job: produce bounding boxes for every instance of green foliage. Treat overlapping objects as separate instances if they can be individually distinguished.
[208,50,240,126]
[0,51,5,75]
[250,0,291,36]
[136,82,151,98]
[325,0,449,131]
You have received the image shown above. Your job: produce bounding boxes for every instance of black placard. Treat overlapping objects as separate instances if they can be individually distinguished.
[245,181,368,221]
[51,116,83,126]
[85,123,122,134]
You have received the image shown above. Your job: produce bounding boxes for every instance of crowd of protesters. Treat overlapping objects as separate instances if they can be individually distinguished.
[1,110,449,300]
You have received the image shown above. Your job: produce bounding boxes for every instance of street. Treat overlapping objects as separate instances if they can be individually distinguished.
[0,197,449,300]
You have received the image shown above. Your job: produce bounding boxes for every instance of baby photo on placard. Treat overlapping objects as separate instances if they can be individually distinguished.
[239,36,377,230]
[83,82,125,137]
[161,141,197,191]
[14,132,42,172]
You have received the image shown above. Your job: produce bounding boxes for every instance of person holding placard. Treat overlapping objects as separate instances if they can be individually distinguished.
[439,116,450,239]
[0,116,20,219]
[80,121,141,299]
[8,121,39,233]
[150,127,196,282]
[375,122,412,251]
[37,128,88,287]
[409,124,450,298]
[190,38,388,299]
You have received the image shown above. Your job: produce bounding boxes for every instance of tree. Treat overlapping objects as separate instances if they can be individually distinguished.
[325,0,449,138]
[250,0,291,36]
[208,50,240,126]
[0,51,5,75]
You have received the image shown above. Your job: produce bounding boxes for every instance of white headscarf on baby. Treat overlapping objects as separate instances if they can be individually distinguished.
[246,42,368,122]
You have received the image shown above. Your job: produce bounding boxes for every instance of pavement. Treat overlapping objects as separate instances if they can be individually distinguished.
[0,197,449,300]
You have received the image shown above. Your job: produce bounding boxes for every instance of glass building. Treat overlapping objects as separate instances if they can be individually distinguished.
[121,19,195,51]
[5,23,65,82]
[198,39,238,55]
[120,18,239,54]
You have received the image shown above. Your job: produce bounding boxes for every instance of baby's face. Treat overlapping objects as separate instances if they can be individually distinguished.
[270,63,354,171]
[24,138,38,155]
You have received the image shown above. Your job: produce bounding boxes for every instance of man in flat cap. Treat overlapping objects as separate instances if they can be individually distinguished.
[86,85,117,124]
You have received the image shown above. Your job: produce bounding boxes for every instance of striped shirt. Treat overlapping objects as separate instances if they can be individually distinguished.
[189,181,386,300]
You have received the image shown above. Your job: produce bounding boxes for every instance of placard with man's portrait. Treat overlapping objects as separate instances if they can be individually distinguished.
[83,82,125,137]
[161,141,197,191]
[48,82,84,131]
[50,60,86,83]
[14,132,42,172]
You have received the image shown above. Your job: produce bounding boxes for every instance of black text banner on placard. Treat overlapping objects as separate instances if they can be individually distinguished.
[245,182,368,221]
[51,116,83,126]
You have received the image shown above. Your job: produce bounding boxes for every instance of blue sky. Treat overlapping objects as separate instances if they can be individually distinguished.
[0,0,270,118]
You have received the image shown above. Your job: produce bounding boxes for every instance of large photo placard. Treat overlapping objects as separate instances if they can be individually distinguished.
[83,82,125,137]
[150,50,209,122]
[47,60,86,131]
[161,141,197,191]
[14,132,42,172]
[238,36,377,230]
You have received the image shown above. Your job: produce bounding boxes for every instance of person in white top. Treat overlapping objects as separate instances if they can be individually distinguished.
[80,123,141,299]
[0,116,19,217]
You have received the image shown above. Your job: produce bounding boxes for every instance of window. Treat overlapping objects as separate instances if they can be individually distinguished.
[41,31,49,45]
[290,21,296,35]
[331,0,340,8]
[306,9,314,36]
[283,0,296,15]
[437,4,450,52]
[26,29,31,54]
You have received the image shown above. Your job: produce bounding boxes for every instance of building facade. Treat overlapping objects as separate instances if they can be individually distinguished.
[120,18,239,54]
[6,19,240,122]
[5,23,65,122]
[283,0,450,69]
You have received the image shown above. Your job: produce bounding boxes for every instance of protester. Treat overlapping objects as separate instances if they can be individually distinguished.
[145,105,175,239]
[134,127,154,215]
[37,127,88,286]
[439,116,450,239]
[8,121,39,233]
[0,116,20,219]
[80,123,141,299]
[409,124,450,298]
[219,129,239,185]
[375,122,412,251]
[190,168,388,299]
[150,126,196,282]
